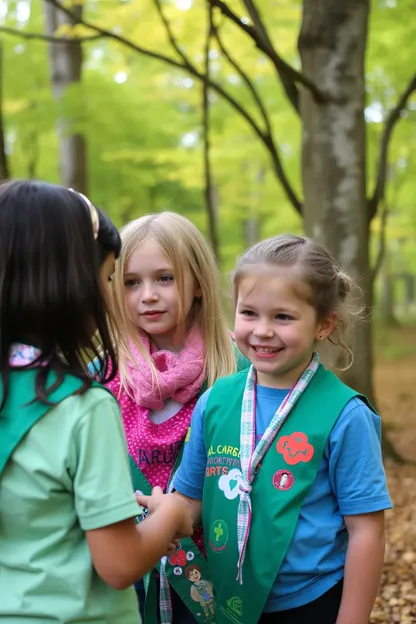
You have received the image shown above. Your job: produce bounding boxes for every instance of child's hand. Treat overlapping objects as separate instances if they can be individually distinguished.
[137,487,194,539]
[136,486,165,514]
[166,538,180,556]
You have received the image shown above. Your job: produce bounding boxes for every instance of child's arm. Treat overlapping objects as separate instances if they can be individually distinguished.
[170,390,209,520]
[138,391,209,550]
[175,492,202,528]
[328,398,392,623]
[336,511,385,624]
[137,489,202,533]
[71,390,193,591]
[86,492,193,590]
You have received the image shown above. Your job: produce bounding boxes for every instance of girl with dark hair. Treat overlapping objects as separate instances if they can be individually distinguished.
[0,181,193,623]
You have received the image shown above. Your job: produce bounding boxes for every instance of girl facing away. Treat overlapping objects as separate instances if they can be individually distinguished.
[0,181,193,623]
[141,234,392,624]
[106,211,248,624]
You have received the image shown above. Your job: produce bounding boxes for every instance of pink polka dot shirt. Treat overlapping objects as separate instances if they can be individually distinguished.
[107,371,205,553]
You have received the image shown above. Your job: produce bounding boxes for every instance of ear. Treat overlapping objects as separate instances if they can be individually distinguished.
[316,312,337,342]
[194,283,202,298]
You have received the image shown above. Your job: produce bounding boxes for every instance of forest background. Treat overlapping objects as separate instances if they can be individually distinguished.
[1,0,415,621]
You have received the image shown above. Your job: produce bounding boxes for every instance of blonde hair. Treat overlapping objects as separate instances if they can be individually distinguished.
[112,211,236,392]
[233,234,363,370]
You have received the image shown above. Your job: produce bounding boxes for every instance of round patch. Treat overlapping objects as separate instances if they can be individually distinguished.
[272,469,295,491]
[173,566,182,576]
[186,551,195,561]
[209,519,229,552]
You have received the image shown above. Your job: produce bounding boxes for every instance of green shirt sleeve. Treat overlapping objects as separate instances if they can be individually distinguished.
[71,389,139,531]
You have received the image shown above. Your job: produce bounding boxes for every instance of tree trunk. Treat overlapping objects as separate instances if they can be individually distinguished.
[43,1,87,193]
[243,167,265,247]
[298,0,374,400]
[0,42,10,181]
[380,257,398,326]
[202,4,219,260]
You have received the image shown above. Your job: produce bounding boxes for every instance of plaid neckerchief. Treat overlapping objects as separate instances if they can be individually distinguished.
[236,352,320,583]
[156,466,177,624]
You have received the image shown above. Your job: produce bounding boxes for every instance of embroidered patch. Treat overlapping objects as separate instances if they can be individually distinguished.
[272,469,295,491]
[209,519,229,552]
[169,548,186,567]
[227,596,243,617]
[276,432,314,465]
[218,468,243,500]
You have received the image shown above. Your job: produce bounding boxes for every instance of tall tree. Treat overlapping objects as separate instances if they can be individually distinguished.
[0,42,10,181]
[297,1,372,391]
[43,0,87,192]
[1,0,414,410]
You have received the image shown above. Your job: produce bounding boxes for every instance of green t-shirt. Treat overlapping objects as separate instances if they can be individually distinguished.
[0,387,140,623]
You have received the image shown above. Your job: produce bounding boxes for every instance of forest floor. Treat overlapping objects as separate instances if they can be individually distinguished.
[370,326,416,623]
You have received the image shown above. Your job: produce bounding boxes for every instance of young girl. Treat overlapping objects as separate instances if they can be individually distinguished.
[0,181,193,623]
[144,234,393,624]
[107,211,248,623]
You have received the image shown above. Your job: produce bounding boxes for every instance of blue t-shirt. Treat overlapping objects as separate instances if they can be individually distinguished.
[173,385,392,612]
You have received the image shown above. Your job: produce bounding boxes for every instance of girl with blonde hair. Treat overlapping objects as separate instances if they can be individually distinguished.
[106,211,248,623]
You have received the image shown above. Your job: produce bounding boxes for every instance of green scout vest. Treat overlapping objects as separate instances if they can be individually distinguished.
[202,365,371,624]
[0,369,100,477]
[133,343,250,624]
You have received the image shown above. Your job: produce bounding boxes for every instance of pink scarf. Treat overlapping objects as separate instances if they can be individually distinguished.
[126,327,205,409]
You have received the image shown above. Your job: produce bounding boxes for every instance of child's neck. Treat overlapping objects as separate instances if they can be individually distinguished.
[256,358,313,389]
[150,333,184,353]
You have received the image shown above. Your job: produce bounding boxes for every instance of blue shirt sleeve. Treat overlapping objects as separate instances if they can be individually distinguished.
[87,358,101,377]
[328,397,392,515]
[173,389,211,500]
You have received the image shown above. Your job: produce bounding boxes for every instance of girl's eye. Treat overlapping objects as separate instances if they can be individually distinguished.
[124,279,138,287]
[276,314,293,321]
[159,274,174,283]
[240,309,255,317]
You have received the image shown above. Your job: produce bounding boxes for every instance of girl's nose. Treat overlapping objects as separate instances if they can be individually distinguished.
[253,321,274,338]
[141,283,158,303]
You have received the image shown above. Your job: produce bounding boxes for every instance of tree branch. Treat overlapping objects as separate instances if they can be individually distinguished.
[213,22,272,138]
[153,0,190,67]
[212,21,302,215]
[153,0,302,219]
[368,73,416,221]
[0,25,102,43]
[371,199,389,287]
[240,0,299,113]
[207,0,330,107]
[202,4,219,259]
[39,0,301,212]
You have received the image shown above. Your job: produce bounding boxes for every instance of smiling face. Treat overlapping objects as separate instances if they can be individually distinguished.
[123,237,199,351]
[234,265,333,388]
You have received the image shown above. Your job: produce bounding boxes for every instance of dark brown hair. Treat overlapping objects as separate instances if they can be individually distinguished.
[0,180,118,408]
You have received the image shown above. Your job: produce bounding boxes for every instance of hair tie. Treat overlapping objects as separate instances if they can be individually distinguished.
[69,188,99,240]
